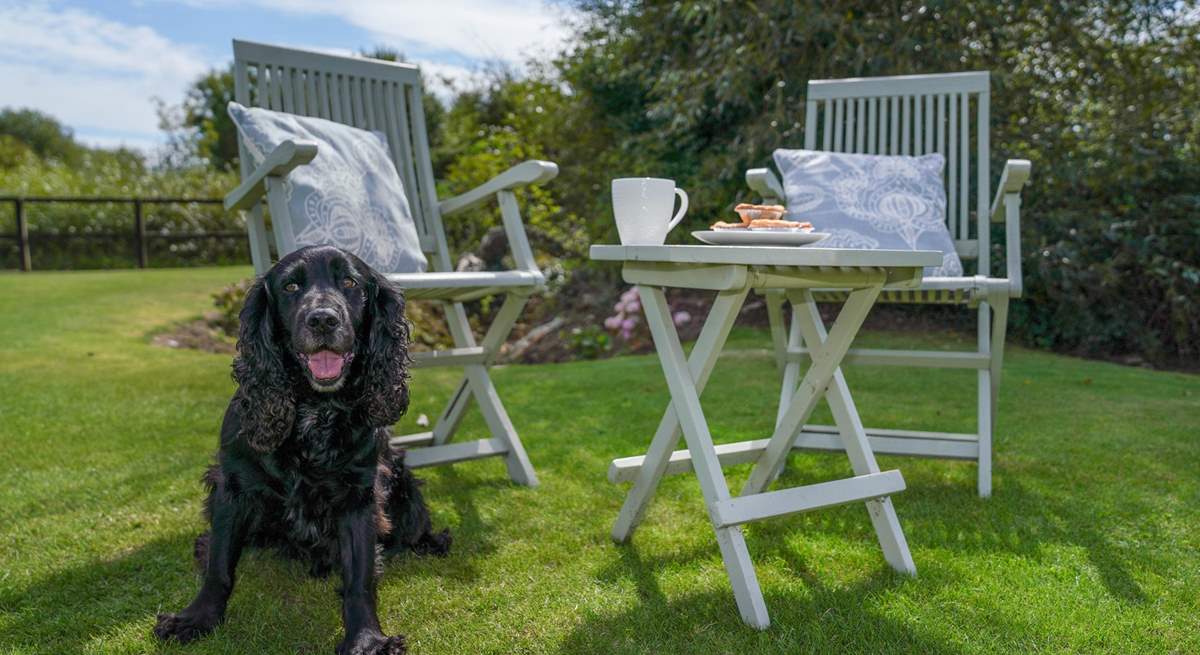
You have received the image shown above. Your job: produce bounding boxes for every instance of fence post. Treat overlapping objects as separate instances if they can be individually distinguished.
[133,199,147,268]
[15,198,30,272]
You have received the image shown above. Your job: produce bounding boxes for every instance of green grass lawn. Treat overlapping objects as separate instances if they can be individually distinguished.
[1,267,1198,654]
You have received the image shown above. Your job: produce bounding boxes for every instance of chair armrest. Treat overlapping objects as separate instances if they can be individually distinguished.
[438,160,559,217]
[224,140,319,211]
[988,159,1032,298]
[746,168,785,204]
[989,159,1031,223]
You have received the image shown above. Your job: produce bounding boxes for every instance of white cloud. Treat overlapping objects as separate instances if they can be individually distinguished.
[172,0,576,66]
[0,3,212,149]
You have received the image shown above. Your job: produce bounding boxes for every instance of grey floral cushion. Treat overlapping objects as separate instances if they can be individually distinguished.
[228,102,427,274]
[773,149,963,277]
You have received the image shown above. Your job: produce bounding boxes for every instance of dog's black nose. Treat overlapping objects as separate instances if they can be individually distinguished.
[306,308,340,333]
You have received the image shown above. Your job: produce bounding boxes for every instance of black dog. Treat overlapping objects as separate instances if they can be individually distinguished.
[154,245,450,654]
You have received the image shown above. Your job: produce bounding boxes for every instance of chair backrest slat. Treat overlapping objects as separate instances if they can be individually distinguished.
[801,71,990,266]
[232,40,444,260]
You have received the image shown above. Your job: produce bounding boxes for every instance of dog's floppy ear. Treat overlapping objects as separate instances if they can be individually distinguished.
[231,276,295,452]
[360,269,411,428]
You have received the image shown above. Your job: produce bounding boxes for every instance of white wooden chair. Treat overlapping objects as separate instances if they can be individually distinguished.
[746,71,1031,497]
[224,40,558,486]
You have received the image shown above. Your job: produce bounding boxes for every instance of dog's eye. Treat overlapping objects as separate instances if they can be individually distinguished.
[342,277,357,289]
[284,282,300,293]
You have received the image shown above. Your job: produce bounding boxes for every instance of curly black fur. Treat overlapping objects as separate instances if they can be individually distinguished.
[154,246,450,654]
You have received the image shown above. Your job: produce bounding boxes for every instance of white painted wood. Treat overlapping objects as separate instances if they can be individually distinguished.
[791,292,915,574]
[607,428,982,484]
[786,347,991,369]
[590,245,940,269]
[742,285,881,495]
[745,70,1030,497]
[639,284,770,628]
[611,287,749,542]
[410,347,486,368]
[763,290,788,372]
[402,437,509,468]
[713,471,906,528]
[224,140,318,211]
[431,376,470,447]
[807,71,989,98]
[745,168,785,203]
[390,431,434,448]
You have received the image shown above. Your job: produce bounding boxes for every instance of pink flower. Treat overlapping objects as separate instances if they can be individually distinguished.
[613,301,625,313]
[673,311,691,325]
[626,300,640,313]
[620,328,633,340]
[604,315,622,330]
[621,287,639,302]
[621,317,637,331]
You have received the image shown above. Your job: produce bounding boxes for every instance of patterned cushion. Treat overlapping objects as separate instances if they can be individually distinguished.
[772,149,962,276]
[228,102,427,274]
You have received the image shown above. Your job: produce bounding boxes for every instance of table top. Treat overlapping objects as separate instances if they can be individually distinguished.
[590,245,942,269]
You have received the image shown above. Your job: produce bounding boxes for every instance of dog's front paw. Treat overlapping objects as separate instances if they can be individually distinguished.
[153,609,220,643]
[336,630,407,655]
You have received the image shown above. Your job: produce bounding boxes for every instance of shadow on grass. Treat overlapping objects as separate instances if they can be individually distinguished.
[560,541,958,655]
[560,457,1153,653]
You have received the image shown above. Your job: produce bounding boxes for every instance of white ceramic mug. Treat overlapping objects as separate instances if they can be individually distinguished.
[611,178,689,245]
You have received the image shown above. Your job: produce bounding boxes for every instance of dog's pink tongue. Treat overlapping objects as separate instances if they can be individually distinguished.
[307,350,344,380]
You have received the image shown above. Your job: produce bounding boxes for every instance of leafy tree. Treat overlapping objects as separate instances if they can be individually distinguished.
[550,0,1200,363]
[0,108,82,165]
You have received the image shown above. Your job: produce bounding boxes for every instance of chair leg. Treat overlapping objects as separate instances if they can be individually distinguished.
[431,377,471,446]
[976,302,993,498]
[438,296,538,486]
[989,293,1010,432]
[765,290,788,374]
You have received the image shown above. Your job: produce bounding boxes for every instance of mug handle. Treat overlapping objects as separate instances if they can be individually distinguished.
[666,188,689,231]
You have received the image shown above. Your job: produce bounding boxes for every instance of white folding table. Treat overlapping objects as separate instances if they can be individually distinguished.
[591,244,941,629]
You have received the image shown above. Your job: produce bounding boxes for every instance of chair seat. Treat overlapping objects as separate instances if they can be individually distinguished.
[810,275,1010,305]
[386,270,544,301]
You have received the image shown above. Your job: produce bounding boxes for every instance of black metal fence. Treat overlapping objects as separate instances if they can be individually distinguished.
[0,196,248,271]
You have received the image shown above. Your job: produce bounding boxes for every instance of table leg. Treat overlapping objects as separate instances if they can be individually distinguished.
[743,284,883,497]
[612,286,749,542]
[639,285,770,629]
[791,291,916,575]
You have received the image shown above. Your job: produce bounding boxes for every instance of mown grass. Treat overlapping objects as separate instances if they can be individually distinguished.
[0,267,1197,654]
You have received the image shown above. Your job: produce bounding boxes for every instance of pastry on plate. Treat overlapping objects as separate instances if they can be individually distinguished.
[734,203,787,223]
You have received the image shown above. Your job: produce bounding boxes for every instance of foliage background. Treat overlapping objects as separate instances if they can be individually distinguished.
[1,1,1196,365]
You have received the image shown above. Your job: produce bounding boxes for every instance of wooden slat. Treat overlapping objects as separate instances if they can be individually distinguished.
[351,77,366,128]
[411,346,487,368]
[392,83,428,246]
[364,78,377,128]
[948,92,959,239]
[278,65,294,112]
[901,95,911,154]
[867,96,878,153]
[340,75,353,124]
[854,98,865,153]
[924,95,934,154]
[407,82,451,269]
[803,99,818,150]
[832,97,843,151]
[390,431,434,447]
[267,64,283,110]
[887,96,898,154]
[807,71,989,98]
[253,62,267,107]
[786,347,990,369]
[402,437,509,468]
[712,471,906,528]
[821,99,833,150]
[977,90,990,275]
[295,68,309,115]
[608,430,979,483]
[960,92,970,240]
[913,93,924,154]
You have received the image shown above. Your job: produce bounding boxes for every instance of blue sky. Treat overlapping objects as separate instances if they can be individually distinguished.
[0,1,575,151]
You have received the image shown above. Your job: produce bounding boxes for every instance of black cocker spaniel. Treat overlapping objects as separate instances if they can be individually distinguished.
[154,245,450,655]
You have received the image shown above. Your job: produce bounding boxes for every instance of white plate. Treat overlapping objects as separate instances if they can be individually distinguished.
[692,230,829,247]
